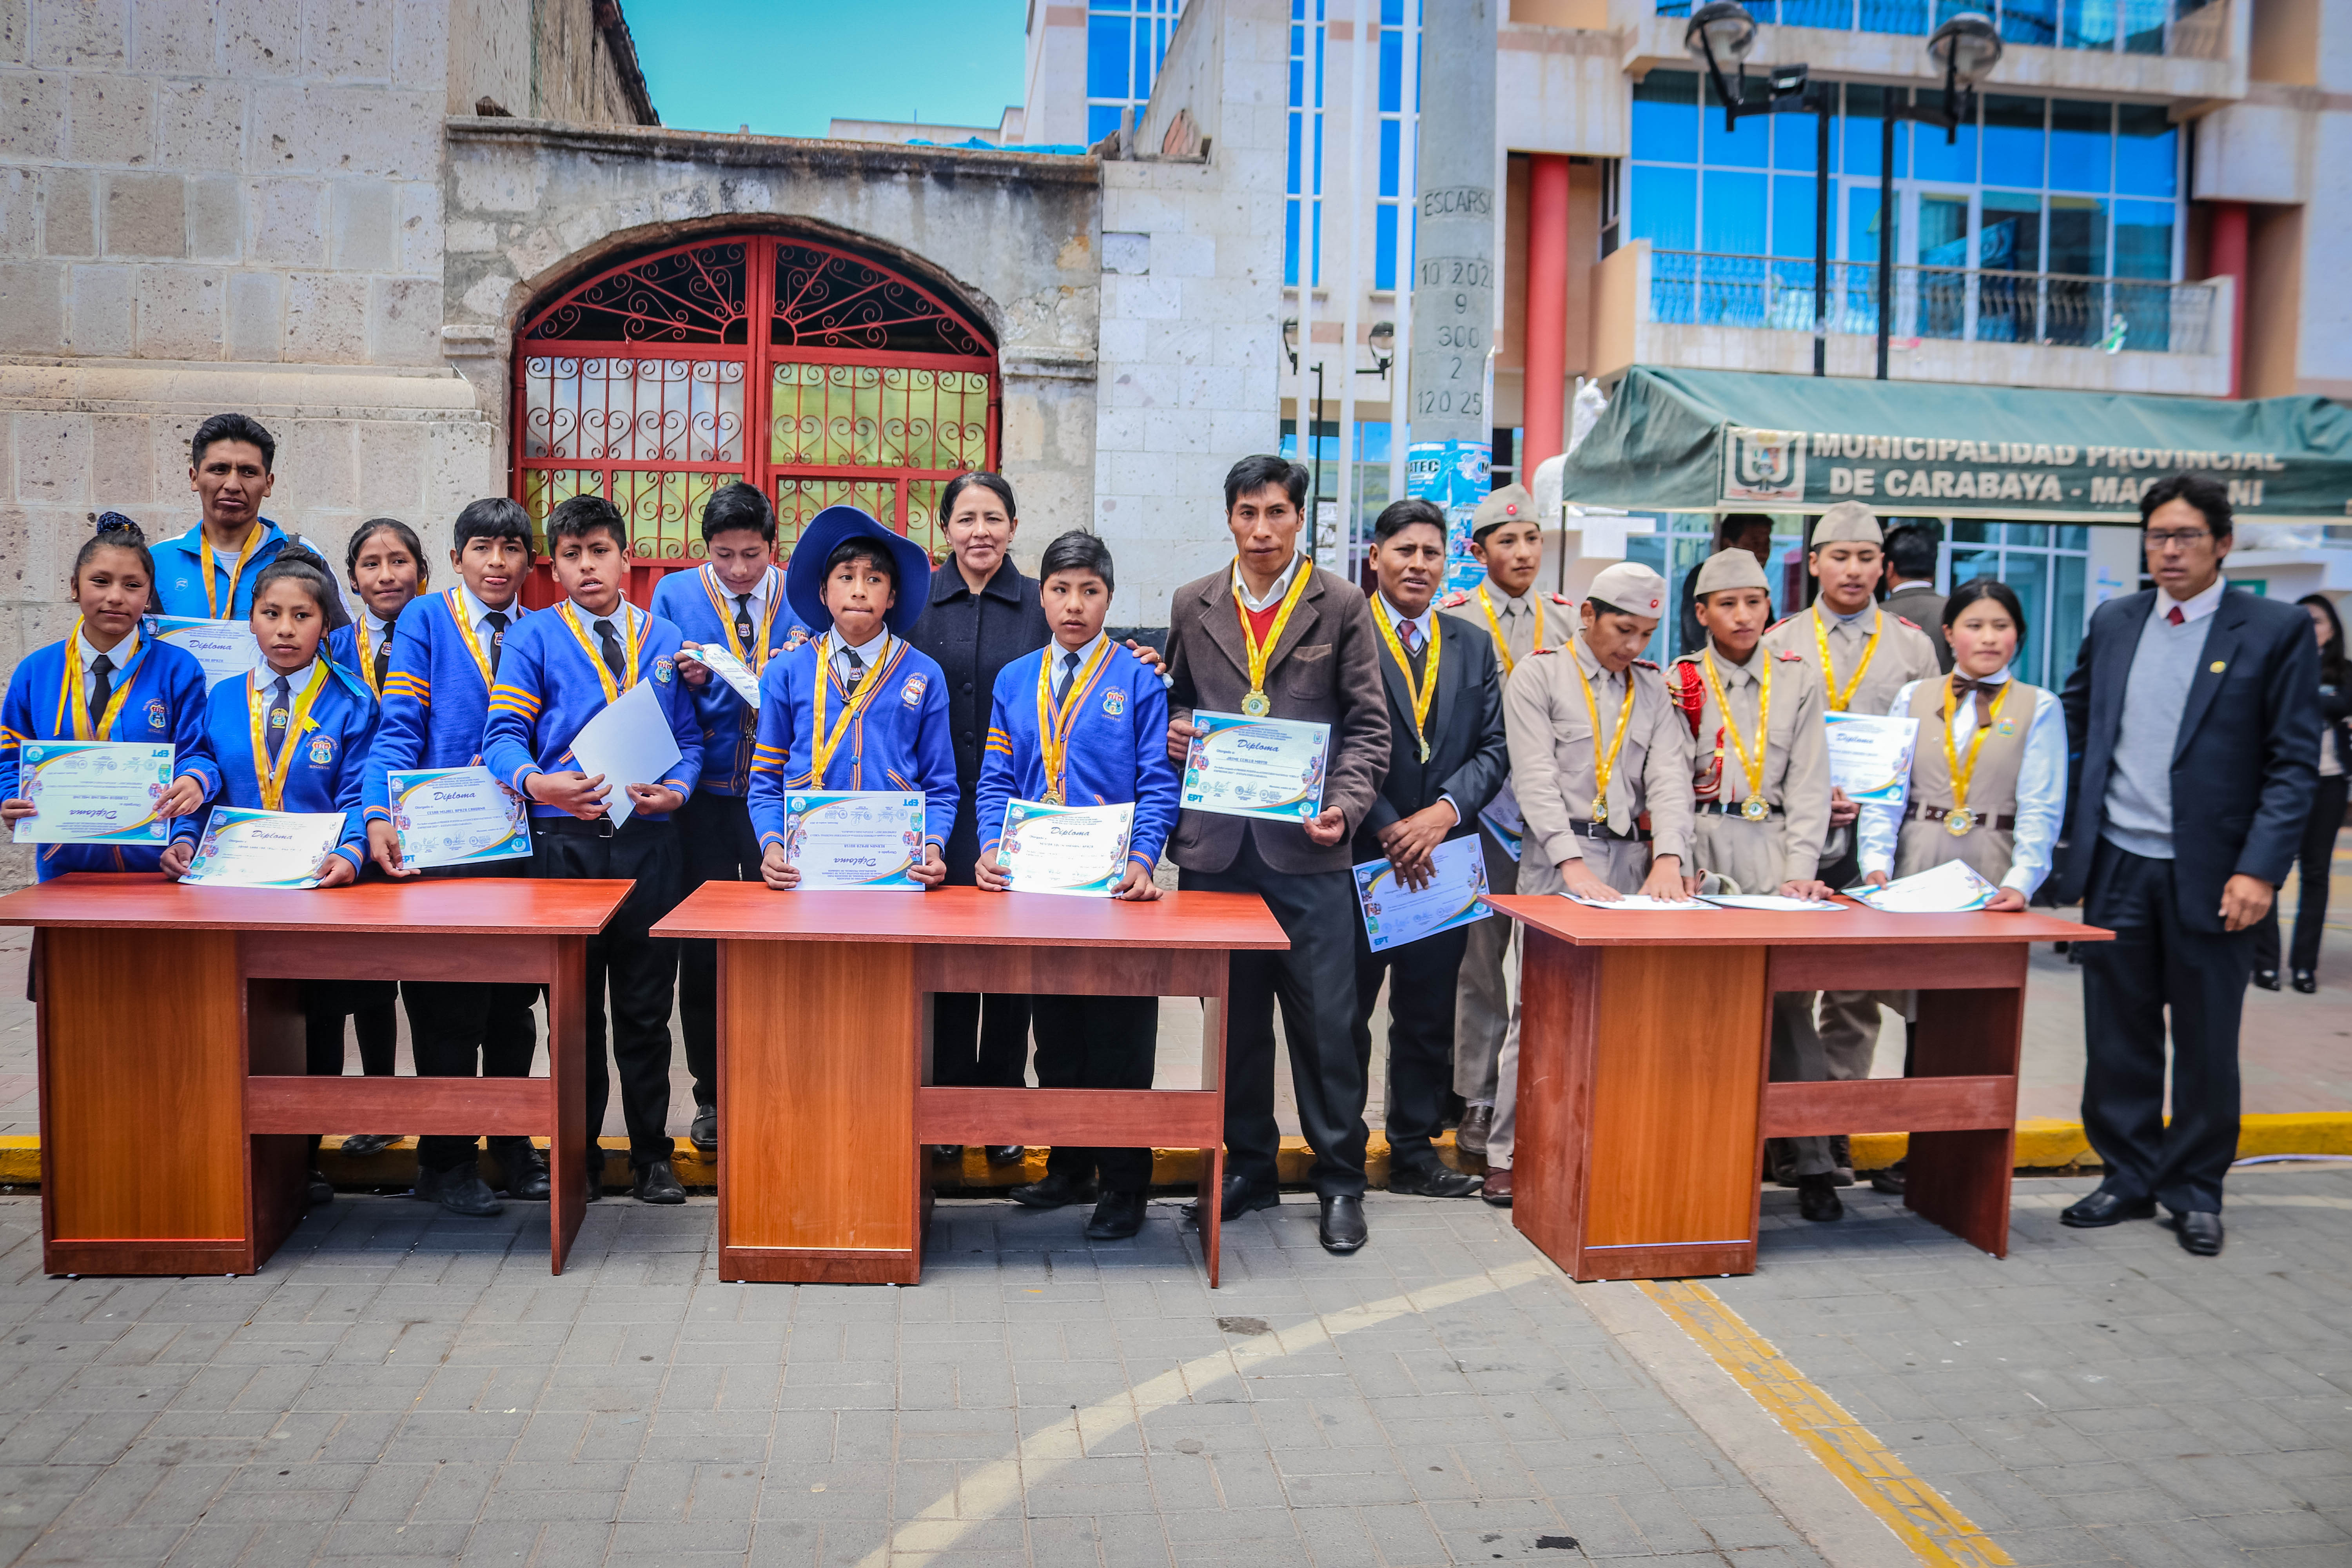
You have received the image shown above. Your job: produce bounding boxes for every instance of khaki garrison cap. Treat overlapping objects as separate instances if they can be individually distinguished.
[1471,483,1539,540]
[1586,561,1668,617]
[1811,500,1882,545]
[1692,547,1771,597]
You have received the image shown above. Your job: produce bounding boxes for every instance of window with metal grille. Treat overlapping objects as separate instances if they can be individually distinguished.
[512,235,1000,595]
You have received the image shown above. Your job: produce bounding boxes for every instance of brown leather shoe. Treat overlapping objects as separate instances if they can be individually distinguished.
[1456,1105,1493,1158]
[1481,1166,1513,1207]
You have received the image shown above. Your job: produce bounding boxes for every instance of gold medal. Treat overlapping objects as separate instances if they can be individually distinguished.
[1742,796,1769,821]
[1945,807,1975,836]
[1939,674,2010,840]
[809,633,890,780]
[1234,557,1312,721]
[1571,641,1637,827]
[1700,649,1773,825]
[246,662,330,812]
[1036,638,1113,808]
[1811,605,1883,713]
[1241,690,1271,718]
[1369,597,1440,768]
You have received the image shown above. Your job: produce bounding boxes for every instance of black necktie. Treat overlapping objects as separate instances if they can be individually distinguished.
[733,593,755,650]
[1053,648,1080,710]
[372,617,393,693]
[483,610,509,678]
[87,653,113,730]
[266,676,291,762]
[837,646,865,688]
[594,617,625,684]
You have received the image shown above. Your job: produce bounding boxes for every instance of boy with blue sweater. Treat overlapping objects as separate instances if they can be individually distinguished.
[482,495,704,1207]
[362,497,549,1215]
[974,530,1179,1239]
[654,482,804,1152]
[747,506,958,887]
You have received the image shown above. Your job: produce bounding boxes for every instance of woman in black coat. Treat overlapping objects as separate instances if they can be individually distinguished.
[2255,593,2350,994]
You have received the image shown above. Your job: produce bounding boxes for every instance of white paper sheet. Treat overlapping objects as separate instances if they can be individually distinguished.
[1850,858,1999,913]
[685,642,762,707]
[566,679,682,827]
[1698,893,1842,912]
[1824,711,1920,806]
[1561,893,1716,911]
[149,616,263,690]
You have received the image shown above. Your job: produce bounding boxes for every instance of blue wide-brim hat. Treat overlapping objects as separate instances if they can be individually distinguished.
[785,505,933,638]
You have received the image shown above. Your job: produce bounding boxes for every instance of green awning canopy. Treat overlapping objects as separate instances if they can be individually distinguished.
[1561,367,2352,525]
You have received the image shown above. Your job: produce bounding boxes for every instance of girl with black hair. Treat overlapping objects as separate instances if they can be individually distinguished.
[1855,577,2068,910]
[2253,593,2349,993]
[328,517,425,699]
[0,515,219,879]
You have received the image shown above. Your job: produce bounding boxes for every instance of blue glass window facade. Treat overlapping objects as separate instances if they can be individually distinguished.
[1086,0,1187,147]
[1653,0,2207,55]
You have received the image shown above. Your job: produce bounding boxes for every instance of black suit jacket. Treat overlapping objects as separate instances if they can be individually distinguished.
[904,557,1051,877]
[1883,584,1953,673]
[1351,609,1509,860]
[2054,586,2321,931]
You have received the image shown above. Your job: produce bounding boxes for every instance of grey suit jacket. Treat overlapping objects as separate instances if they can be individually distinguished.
[1164,562,1392,876]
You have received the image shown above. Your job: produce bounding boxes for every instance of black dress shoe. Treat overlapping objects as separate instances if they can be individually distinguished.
[1318,1194,1368,1253]
[1085,1191,1148,1240]
[494,1140,550,1201]
[338,1133,398,1158]
[1797,1173,1844,1222]
[2254,968,2281,991]
[2060,1189,2156,1227]
[2172,1209,2224,1256]
[1869,1158,1907,1196]
[2292,969,2318,995]
[932,1145,964,1162]
[690,1103,717,1156]
[1182,1174,1280,1224]
[306,1169,334,1207]
[985,1145,1027,1167]
[1389,1163,1483,1199]
[1009,1170,1096,1209]
[415,1165,503,1217]
[582,1163,603,1204]
[633,1159,685,1205]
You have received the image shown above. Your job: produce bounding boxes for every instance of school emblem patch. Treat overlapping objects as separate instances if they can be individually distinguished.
[653,655,675,685]
[307,735,336,766]
[900,673,928,708]
[1102,688,1126,718]
[145,699,168,731]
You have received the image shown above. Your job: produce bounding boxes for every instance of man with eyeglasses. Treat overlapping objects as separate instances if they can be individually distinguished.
[2053,472,2321,1258]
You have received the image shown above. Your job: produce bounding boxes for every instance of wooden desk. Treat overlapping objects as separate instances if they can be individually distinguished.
[1486,896,2109,1281]
[0,875,632,1278]
[652,885,1289,1287]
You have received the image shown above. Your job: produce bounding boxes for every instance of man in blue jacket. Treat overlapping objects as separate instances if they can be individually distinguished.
[2053,472,2321,1257]
[154,413,298,619]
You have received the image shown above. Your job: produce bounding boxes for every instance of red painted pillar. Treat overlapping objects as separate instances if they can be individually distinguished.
[2207,200,2249,399]
[1523,154,1572,475]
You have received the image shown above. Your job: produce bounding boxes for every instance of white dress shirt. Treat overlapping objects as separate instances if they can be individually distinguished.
[830,624,892,685]
[1857,665,2066,895]
[1234,553,1307,612]
[708,562,773,619]
[2151,573,2225,627]
[74,624,139,686]
[456,583,522,644]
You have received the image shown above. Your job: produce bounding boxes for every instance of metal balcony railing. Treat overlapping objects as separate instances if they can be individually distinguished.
[1651,0,2228,57]
[1645,252,2215,355]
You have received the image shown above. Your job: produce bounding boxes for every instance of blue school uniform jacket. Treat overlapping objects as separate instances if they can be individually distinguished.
[746,635,959,855]
[975,641,1180,875]
[326,613,407,701]
[647,563,804,797]
[152,519,296,620]
[480,602,703,821]
[175,662,377,873]
[362,589,531,826]
[0,633,221,880]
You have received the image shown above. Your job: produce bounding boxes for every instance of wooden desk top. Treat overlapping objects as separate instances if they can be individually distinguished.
[1487,893,2109,948]
[652,883,1291,950]
[0,873,635,936]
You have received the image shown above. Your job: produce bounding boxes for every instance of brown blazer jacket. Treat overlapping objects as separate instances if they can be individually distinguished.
[1164,560,1392,876]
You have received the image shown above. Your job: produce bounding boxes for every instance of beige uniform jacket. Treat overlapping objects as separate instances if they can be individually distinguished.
[1759,603,1944,719]
[1502,634,1694,879]
[1437,584,1573,675]
[1673,644,1833,888]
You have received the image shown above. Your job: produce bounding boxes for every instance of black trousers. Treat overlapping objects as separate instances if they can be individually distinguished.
[1030,993,1159,1192]
[402,858,539,1174]
[935,837,1032,1091]
[2081,841,2254,1214]
[303,980,396,1079]
[1180,833,1369,1198]
[531,817,684,1175]
[675,788,763,1108]
[2254,773,2346,976]
[1351,918,1470,1176]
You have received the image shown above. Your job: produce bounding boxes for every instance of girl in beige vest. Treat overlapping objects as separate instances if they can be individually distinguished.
[1857,579,2068,910]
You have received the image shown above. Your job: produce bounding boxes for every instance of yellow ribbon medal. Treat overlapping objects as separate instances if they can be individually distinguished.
[1701,650,1773,821]
[1811,605,1882,713]
[202,524,265,621]
[1233,557,1313,717]
[246,662,330,811]
[1474,583,1546,676]
[445,588,500,687]
[1035,640,1114,804]
[809,634,890,782]
[1570,641,1637,822]
[56,621,146,741]
[557,601,642,705]
[1940,675,2011,836]
[1371,599,1440,764]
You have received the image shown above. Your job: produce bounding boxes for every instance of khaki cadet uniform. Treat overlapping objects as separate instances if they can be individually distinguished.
[1486,563,1693,1181]
[1437,482,1575,1135]
[1758,503,1941,1083]
[1890,675,2043,884]
[1675,548,1838,1183]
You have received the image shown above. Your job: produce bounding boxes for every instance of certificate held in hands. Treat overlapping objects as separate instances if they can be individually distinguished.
[181,806,345,888]
[1352,835,1493,953]
[784,791,926,890]
[998,800,1134,897]
[387,765,530,869]
[1180,711,1328,823]
[1824,711,1920,806]
[12,741,175,846]
[567,679,682,826]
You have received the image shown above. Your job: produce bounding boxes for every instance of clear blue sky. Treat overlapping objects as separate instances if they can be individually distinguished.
[628,0,1031,138]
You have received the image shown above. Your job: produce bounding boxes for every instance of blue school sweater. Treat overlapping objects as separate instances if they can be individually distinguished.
[746,634,959,854]
[152,519,295,620]
[362,588,532,825]
[326,611,409,701]
[174,662,378,873]
[0,632,222,880]
[481,601,702,821]
[975,640,1180,874]
[647,563,805,797]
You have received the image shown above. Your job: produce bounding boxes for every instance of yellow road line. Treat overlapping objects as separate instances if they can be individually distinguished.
[1640,1279,2013,1568]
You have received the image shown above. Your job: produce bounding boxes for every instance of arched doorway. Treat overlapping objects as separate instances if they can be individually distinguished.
[512,234,999,604]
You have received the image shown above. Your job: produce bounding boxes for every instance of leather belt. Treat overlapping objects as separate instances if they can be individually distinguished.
[1700,798,1782,818]
[1909,802,2015,831]
[1572,817,1651,844]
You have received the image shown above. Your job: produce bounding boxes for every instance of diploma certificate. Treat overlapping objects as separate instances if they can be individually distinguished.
[149,615,263,690]
[1180,711,1328,823]
[1824,711,1920,806]
[180,805,345,889]
[998,799,1135,897]
[1478,778,1525,863]
[387,765,531,869]
[784,791,926,890]
[1851,858,1998,913]
[1352,834,1493,953]
[686,642,762,707]
[11,740,175,846]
